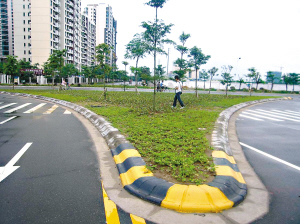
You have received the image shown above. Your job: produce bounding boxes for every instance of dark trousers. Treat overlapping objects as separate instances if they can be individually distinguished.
[173,92,184,107]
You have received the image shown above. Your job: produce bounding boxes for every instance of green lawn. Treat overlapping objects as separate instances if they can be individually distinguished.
[4,89,277,184]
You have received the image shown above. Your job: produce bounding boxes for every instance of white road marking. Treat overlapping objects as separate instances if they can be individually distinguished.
[3,103,32,114]
[242,111,284,121]
[272,110,300,118]
[285,110,300,116]
[239,114,264,121]
[0,103,17,110]
[43,105,58,114]
[0,142,32,182]
[63,110,71,114]
[249,110,300,122]
[23,103,47,113]
[0,116,17,124]
[257,109,300,119]
[240,142,300,172]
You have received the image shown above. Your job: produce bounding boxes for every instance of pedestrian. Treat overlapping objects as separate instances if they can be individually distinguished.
[157,81,161,92]
[161,81,164,92]
[172,75,185,109]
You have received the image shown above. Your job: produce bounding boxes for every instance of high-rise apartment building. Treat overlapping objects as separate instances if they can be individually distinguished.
[1,0,116,69]
[1,0,97,70]
[85,3,117,66]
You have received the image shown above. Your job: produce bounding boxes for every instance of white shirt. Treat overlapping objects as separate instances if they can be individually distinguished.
[175,81,182,93]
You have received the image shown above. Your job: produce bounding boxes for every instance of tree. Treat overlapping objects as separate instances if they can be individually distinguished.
[199,69,209,90]
[246,67,257,96]
[282,73,290,91]
[156,64,166,82]
[125,34,148,93]
[188,46,211,97]
[208,67,218,94]
[173,32,191,80]
[95,43,112,100]
[43,49,66,88]
[220,65,234,97]
[144,0,172,111]
[4,55,20,89]
[122,61,129,91]
[253,71,262,90]
[61,63,78,79]
[237,75,245,91]
[266,71,277,92]
[81,65,93,84]
[289,73,299,92]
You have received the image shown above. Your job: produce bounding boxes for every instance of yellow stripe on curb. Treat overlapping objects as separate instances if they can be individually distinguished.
[215,166,246,184]
[130,214,146,224]
[161,184,234,213]
[212,151,236,164]
[113,149,141,164]
[102,182,120,224]
[120,166,153,186]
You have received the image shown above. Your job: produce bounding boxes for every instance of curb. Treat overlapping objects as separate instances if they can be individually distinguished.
[1,91,292,213]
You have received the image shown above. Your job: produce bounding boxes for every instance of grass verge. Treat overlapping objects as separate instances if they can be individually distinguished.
[3,89,277,185]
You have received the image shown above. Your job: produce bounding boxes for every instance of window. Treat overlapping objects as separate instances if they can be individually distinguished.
[24,50,26,54]
[28,20,31,24]
[29,58,31,62]
[23,5,25,9]
[23,28,25,32]
[28,35,31,39]
[50,33,52,38]
[50,17,52,22]
[51,9,52,14]
[51,41,52,46]
[28,28,31,32]
[23,20,25,24]
[24,35,26,39]
[24,43,26,47]
[23,12,25,16]
[51,25,52,30]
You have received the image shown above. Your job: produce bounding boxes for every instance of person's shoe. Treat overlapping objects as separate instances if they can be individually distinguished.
[180,106,185,109]
[171,106,175,108]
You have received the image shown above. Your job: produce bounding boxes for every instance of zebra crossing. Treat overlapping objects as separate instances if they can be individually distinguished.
[0,102,72,125]
[239,109,300,122]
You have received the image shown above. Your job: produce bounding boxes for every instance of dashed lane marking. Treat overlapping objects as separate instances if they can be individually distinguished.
[240,142,300,172]
[0,103,17,110]
[3,103,32,114]
[23,103,47,114]
[0,116,17,124]
[43,105,59,114]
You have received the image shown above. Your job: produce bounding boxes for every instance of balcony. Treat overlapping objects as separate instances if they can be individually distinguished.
[53,23,60,28]
[53,7,60,13]
[53,30,60,36]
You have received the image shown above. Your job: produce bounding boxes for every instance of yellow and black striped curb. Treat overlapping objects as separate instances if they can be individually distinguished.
[1,92,291,213]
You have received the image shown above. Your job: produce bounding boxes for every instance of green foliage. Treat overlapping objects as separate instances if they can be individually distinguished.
[4,89,275,184]
[145,0,168,8]
[220,65,234,97]
[61,63,78,78]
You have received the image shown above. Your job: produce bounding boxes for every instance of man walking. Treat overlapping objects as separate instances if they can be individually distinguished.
[172,75,185,109]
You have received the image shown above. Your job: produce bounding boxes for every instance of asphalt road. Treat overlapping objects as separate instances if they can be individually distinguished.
[0,94,153,224]
[236,96,300,223]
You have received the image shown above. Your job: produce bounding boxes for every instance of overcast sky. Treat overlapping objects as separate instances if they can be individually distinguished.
[82,0,300,79]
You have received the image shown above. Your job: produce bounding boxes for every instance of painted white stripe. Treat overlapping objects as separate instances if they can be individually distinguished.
[240,142,300,172]
[239,114,264,121]
[0,116,17,124]
[272,110,300,118]
[23,103,47,113]
[285,110,300,116]
[0,103,17,110]
[43,105,58,114]
[256,109,300,119]
[6,143,32,167]
[63,110,71,114]
[248,110,300,122]
[242,111,284,121]
[3,103,32,113]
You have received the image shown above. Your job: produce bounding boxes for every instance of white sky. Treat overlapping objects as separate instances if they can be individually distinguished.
[82,0,300,79]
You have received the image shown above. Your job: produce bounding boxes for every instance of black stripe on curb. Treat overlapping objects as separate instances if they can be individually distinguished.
[111,143,135,156]
[208,175,247,206]
[214,158,240,172]
[124,176,174,206]
[116,157,146,174]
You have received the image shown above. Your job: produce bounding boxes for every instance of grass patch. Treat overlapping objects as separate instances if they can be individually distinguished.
[4,89,277,184]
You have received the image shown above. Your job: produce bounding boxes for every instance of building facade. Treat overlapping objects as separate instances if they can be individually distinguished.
[1,0,99,70]
[85,3,117,66]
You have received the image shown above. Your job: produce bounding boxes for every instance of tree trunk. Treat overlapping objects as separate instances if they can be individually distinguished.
[135,58,139,93]
[195,68,198,98]
[204,80,206,90]
[239,82,242,90]
[286,84,288,91]
[153,7,158,111]
[209,77,212,94]
[226,85,228,97]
